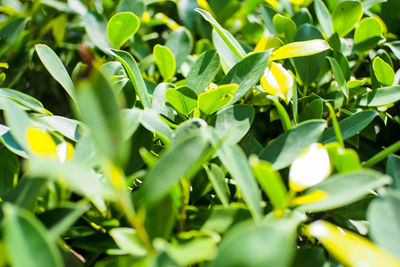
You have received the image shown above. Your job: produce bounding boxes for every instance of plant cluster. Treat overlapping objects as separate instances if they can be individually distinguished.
[0,0,400,266]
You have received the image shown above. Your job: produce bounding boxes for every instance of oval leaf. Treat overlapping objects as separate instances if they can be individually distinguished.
[107,12,140,49]
[154,44,176,81]
[333,0,363,37]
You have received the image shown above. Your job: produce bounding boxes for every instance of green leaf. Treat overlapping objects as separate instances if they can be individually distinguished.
[0,146,19,198]
[250,158,287,212]
[273,14,297,43]
[368,192,400,259]
[354,17,384,52]
[216,142,262,221]
[83,11,111,53]
[387,155,400,189]
[158,235,218,266]
[212,30,241,70]
[259,120,327,170]
[358,85,400,107]
[326,143,361,173]
[195,8,246,60]
[0,124,27,158]
[299,99,323,122]
[154,44,176,81]
[27,158,114,212]
[198,84,238,115]
[333,0,363,37]
[223,51,271,103]
[314,0,333,36]
[75,67,125,164]
[296,170,391,212]
[328,57,349,99]
[35,44,76,102]
[166,27,193,71]
[165,86,197,116]
[322,110,377,144]
[293,25,328,86]
[0,18,26,57]
[2,203,63,267]
[373,57,395,86]
[110,228,147,256]
[111,49,152,108]
[140,131,209,206]
[0,88,49,115]
[140,109,173,143]
[186,50,220,94]
[205,163,230,206]
[152,83,175,120]
[212,104,255,145]
[210,215,304,267]
[107,12,140,49]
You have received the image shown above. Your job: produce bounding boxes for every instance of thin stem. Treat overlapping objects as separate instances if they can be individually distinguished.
[362,140,400,168]
[268,96,292,131]
[292,81,298,126]
[326,102,344,148]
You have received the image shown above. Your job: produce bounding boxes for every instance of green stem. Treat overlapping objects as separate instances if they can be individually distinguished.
[326,102,344,148]
[292,81,298,126]
[269,96,292,131]
[362,140,400,168]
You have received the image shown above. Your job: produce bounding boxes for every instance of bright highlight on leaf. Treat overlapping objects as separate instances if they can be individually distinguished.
[56,141,74,163]
[289,143,331,192]
[306,220,400,267]
[271,39,331,60]
[26,127,57,158]
[260,62,293,102]
[198,84,238,115]
[107,12,140,49]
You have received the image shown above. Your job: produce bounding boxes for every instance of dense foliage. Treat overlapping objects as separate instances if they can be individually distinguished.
[1,0,400,266]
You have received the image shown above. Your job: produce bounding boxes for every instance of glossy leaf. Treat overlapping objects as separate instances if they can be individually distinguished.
[223,51,271,103]
[216,143,262,221]
[198,84,238,115]
[111,49,152,108]
[296,170,391,212]
[332,0,363,37]
[373,57,395,86]
[35,44,76,102]
[139,131,209,205]
[107,12,140,49]
[328,57,349,99]
[196,8,246,60]
[273,14,297,43]
[259,120,327,170]
[314,0,333,36]
[165,86,197,116]
[354,17,384,52]
[358,85,400,106]
[186,50,220,94]
[212,105,255,145]
[154,44,176,81]
[322,110,378,144]
[271,39,330,61]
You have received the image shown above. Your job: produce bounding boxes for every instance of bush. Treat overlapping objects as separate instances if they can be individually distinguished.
[0,0,400,266]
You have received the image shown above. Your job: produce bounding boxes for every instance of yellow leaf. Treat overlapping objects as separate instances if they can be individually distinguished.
[306,220,400,267]
[271,39,330,61]
[253,35,282,53]
[197,0,213,13]
[155,13,181,31]
[141,11,150,23]
[264,0,278,9]
[289,143,331,192]
[260,62,293,101]
[26,127,57,158]
[290,189,327,206]
[0,62,9,69]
